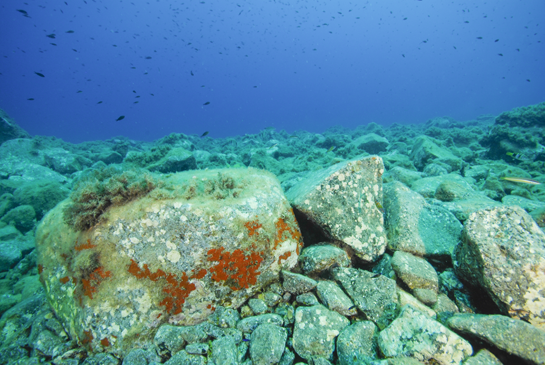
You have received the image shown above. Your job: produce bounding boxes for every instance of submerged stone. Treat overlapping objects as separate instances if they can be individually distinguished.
[35,168,302,354]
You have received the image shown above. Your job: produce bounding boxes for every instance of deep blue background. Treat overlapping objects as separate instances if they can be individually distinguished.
[0,0,544,143]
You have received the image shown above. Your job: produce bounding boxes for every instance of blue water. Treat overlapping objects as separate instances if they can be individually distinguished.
[0,0,543,143]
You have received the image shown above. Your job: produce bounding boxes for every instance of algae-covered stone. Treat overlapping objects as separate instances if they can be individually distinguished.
[336,321,378,365]
[250,323,287,365]
[447,313,545,365]
[35,168,303,354]
[332,267,398,330]
[298,245,350,275]
[462,349,503,365]
[453,205,545,329]
[316,280,357,316]
[391,251,438,305]
[292,304,349,361]
[378,305,472,365]
[384,181,462,257]
[286,156,386,262]
[211,335,238,365]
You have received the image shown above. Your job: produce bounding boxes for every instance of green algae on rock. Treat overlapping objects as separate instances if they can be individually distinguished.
[35,167,302,355]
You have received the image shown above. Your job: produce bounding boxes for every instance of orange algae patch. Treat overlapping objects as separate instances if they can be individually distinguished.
[82,267,111,299]
[127,259,196,315]
[75,239,97,251]
[59,276,70,284]
[207,247,264,290]
[244,220,262,236]
[274,211,302,251]
[191,268,207,280]
[100,337,110,347]
[38,264,44,274]
[277,251,292,265]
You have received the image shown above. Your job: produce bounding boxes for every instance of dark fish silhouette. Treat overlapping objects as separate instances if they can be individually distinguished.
[50,43,57,46]
[46,34,56,39]
[17,9,30,17]
[27,98,34,101]
[97,101,103,104]
[477,37,483,39]
[34,72,45,77]
[116,115,125,121]
[200,131,209,137]
[66,30,75,33]
[203,101,210,105]
[191,71,194,76]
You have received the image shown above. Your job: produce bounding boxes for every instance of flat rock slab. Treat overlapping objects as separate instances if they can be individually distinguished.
[36,168,303,354]
[286,156,386,262]
[447,313,545,365]
[453,205,545,330]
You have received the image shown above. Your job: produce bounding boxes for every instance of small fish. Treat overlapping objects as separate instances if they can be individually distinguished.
[200,131,209,137]
[191,71,194,76]
[203,101,210,105]
[97,101,103,104]
[66,30,75,33]
[348,306,357,311]
[76,90,82,93]
[242,339,250,342]
[17,9,30,17]
[506,152,530,161]
[477,36,483,39]
[500,177,541,185]
[327,146,336,153]
[27,98,35,101]
[34,72,45,77]
[289,135,299,139]
[498,53,503,56]
[46,34,56,39]
[495,39,499,42]
[371,273,381,278]
[268,143,278,149]
[453,46,457,49]
[374,198,384,213]
[50,43,57,46]
[526,79,531,82]
[145,56,152,59]
[116,115,125,121]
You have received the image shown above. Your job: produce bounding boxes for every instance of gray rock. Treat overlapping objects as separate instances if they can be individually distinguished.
[82,353,120,365]
[148,148,198,173]
[0,224,22,241]
[448,313,545,365]
[279,347,295,365]
[0,293,21,317]
[249,298,269,315]
[211,335,238,365]
[207,305,241,328]
[378,305,472,365]
[0,205,36,233]
[410,136,463,172]
[296,292,320,306]
[237,313,284,333]
[453,205,545,329]
[350,133,389,154]
[0,111,30,145]
[372,253,396,280]
[250,323,287,365]
[164,350,207,365]
[184,343,209,356]
[178,324,208,344]
[502,194,545,212]
[462,349,503,365]
[122,348,161,365]
[336,321,378,365]
[286,156,387,262]
[391,251,438,304]
[262,291,281,307]
[316,280,357,316]
[153,324,186,357]
[298,245,350,275]
[13,180,70,220]
[434,180,473,202]
[423,163,449,177]
[332,267,398,330]
[43,148,89,174]
[432,294,459,314]
[292,304,350,361]
[0,241,22,272]
[383,166,423,187]
[0,193,16,218]
[384,181,462,257]
[410,173,475,199]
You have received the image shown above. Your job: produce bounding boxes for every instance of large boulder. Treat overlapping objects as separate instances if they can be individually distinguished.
[36,168,302,354]
[453,205,545,330]
[286,156,387,262]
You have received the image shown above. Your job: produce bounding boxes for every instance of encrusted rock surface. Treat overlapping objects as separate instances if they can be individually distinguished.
[35,168,302,353]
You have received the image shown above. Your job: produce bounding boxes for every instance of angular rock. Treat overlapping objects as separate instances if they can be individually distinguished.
[237,313,284,333]
[378,305,472,365]
[43,148,89,174]
[350,133,389,154]
[0,241,23,272]
[292,304,349,361]
[453,205,545,329]
[286,156,387,262]
[153,324,186,357]
[391,251,438,305]
[336,321,378,365]
[13,180,70,220]
[164,350,207,365]
[384,181,462,257]
[296,293,319,306]
[210,335,238,365]
[298,245,350,275]
[0,110,30,145]
[36,168,303,354]
[1,205,36,233]
[397,288,437,318]
[250,323,287,365]
[332,267,398,329]
[281,270,317,295]
[462,349,503,365]
[447,313,545,365]
[248,298,268,315]
[410,136,462,172]
[316,280,357,316]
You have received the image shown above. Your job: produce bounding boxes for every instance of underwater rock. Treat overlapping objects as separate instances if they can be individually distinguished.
[378,305,472,365]
[410,136,463,172]
[384,181,462,257]
[391,251,439,305]
[0,109,30,145]
[286,156,386,263]
[453,205,545,329]
[35,168,302,354]
[494,101,545,128]
[349,133,389,154]
[298,244,350,275]
[447,313,545,365]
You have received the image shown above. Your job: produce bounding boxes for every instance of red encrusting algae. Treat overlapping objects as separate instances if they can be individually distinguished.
[127,259,197,315]
[207,247,264,290]
[82,266,111,299]
[244,219,262,236]
[74,238,97,251]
